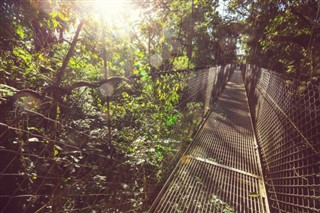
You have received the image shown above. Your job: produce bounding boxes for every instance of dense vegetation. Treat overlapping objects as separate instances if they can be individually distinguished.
[1,0,318,212]
[0,0,237,212]
[225,0,320,79]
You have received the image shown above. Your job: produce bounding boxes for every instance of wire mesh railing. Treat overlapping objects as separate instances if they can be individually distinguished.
[242,64,320,213]
[149,68,269,213]
[0,65,233,212]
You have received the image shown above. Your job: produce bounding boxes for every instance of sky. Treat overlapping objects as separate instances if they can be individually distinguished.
[217,0,228,17]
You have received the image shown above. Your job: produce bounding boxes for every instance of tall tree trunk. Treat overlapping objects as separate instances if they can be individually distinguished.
[50,20,84,213]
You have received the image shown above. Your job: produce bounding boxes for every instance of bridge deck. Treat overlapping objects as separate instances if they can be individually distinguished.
[149,69,269,212]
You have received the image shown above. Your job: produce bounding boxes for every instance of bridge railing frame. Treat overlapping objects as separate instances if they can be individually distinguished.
[242,64,320,213]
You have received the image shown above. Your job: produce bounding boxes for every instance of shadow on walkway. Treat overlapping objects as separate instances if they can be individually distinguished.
[149,69,269,213]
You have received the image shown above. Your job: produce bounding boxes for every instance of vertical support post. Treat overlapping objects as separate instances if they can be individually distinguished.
[187,0,194,69]
[102,21,112,148]
[106,97,111,147]
[203,67,216,116]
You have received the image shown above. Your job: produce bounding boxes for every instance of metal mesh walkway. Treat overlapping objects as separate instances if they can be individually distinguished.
[149,69,270,212]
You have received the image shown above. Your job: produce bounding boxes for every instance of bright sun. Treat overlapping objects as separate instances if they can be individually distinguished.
[86,0,140,26]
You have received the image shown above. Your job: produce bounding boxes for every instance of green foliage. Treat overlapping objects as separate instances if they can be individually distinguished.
[227,0,320,78]
[0,84,17,99]
[0,0,231,212]
[172,56,192,70]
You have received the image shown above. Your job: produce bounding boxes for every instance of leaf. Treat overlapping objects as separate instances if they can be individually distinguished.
[156,151,163,158]
[134,51,144,58]
[13,47,32,65]
[248,192,260,198]
[54,149,59,156]
[58,11,69,21]
[16,25,24,39]
[129,147,136,152]
[54,145,62,156]
[140,69,148,77]
[70,155,80,163]
[180,155,190,164]
[31,173,37,180]
[94,175,107,181]
[52,19,59,28]
[28,138,39,143]
[297,85,307,94]
[0,84,17,98]
[122,92,129,98]
[166,114,178,126]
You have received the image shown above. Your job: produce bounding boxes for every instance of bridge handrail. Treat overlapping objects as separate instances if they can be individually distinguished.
[242,64,320,212]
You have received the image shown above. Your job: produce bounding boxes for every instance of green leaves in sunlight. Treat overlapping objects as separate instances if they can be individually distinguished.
[16,25,25,39]
[156,151,164,159]
[140,69,148,77]
[165,113,179,126]
[13,47,32,65]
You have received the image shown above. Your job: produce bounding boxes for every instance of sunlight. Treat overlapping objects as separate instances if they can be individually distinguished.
[31,0,140,25]
[85,0,141,26]
[92,0,127,22]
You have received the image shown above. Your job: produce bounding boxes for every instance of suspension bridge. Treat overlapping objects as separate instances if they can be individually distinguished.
[0,65,319,213]
[148,65,319,212]
[149,68,269,212]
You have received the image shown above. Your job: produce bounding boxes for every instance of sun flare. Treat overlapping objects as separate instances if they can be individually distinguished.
[85,0,141,26]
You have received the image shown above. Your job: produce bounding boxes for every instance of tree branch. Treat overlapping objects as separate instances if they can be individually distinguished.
[0,77,133,107]
[55,20,84,85]
[0,89,47,108]
[66,76,132,92]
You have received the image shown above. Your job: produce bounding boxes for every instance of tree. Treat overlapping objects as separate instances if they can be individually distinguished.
[1,0,228,211]
[226,0,320,78]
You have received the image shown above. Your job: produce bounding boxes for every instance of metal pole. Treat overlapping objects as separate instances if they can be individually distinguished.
[187,0,194,69]
[102,21,112,148]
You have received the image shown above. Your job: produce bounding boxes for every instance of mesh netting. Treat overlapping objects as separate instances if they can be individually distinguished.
[0,65,232,212]
[149,68,269,213]
[242,64,320,212]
